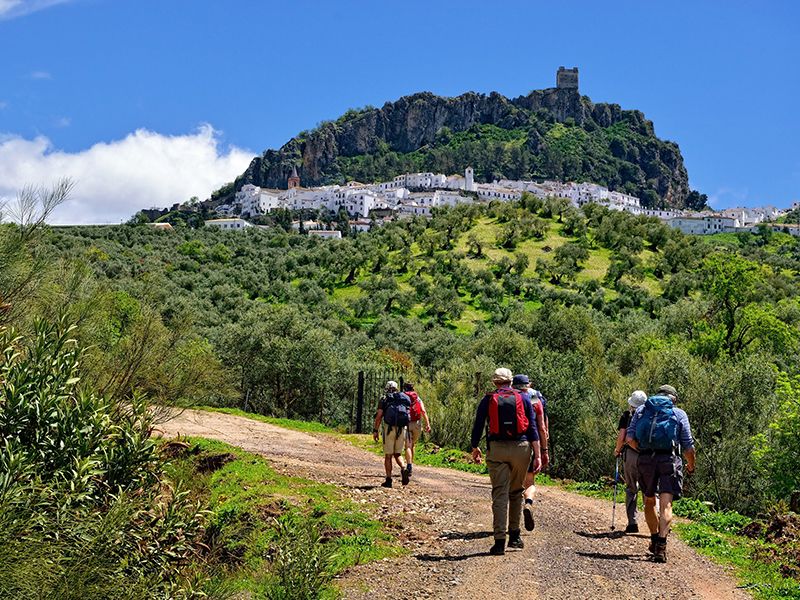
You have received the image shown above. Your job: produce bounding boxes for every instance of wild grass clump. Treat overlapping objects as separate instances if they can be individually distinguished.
[0,320,208,599]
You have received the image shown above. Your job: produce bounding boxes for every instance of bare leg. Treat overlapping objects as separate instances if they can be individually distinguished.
[523,472,536,502]
[658,493,674,537]
[393,453,406,470]
[384,455,392,478]
[643,495,659,534]
[405,440,414,466]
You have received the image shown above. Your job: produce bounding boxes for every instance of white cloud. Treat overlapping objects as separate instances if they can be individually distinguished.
[0,125,254,224]
[29,70,52,80]
[54,116,71,127]
[0,0,72,21]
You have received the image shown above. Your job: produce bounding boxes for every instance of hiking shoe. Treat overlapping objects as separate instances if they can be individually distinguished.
[523,503,535,532]
[624,523,639,534]
[381,478,392,488]
[401,467,410,486]
[648,533,658,553]
[653,540,667,563]
[489,539,505,556]
[508,530,524,549]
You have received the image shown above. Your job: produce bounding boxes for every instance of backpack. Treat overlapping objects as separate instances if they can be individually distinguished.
[635,395,679,451]
[383,392,411,428]
[406,391,422,421]
[488,388,529,440]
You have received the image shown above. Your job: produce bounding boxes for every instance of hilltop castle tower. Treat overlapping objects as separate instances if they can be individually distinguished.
[465,166,474,192]
[287,164,300,189]
[556,66,579,90]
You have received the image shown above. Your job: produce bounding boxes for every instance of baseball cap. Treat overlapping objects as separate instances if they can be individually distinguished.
[512,374,530,387]
[492,368,513,383]
[657,384,678,397]
[386,380,399,391]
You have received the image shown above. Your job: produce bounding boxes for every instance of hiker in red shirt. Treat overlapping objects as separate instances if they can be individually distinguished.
[402,382,431,479]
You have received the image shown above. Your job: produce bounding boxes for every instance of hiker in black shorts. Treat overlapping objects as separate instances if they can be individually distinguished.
[627,385,696,563]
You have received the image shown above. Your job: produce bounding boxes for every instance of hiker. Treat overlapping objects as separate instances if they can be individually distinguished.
[471,368,541,555]
[614,390,647,533]
[373,381,411,488]
[402,382,431,479]
[626,384,696,563]
[512,374,549,532]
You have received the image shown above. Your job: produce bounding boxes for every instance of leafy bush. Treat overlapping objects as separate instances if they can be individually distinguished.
[0,320,207,599]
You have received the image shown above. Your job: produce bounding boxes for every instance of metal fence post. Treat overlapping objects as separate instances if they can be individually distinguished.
[355,371,365,433]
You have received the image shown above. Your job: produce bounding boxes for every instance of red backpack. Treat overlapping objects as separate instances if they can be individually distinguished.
[488,388,529,440]
[406,391,422,421]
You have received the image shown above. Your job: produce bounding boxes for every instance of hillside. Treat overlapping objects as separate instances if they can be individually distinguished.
[226,86,702,209]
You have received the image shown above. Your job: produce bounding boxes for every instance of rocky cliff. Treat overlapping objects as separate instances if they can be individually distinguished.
[230,87,692,208]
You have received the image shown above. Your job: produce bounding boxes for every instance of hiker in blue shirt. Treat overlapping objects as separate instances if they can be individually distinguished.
[471,368,541,556]
[627,384,696,563]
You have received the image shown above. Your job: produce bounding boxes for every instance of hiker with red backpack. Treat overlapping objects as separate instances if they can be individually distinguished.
[373,381,412,488]
[626,384,696,563]
[471,368,541,555]
[512,374,549,532]
[402,382,431,479]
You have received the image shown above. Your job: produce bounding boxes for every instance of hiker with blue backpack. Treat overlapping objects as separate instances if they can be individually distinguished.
[511,374,549,532]
[626,384,696,563]
[373,381,412,488]
[614,390,647,533]
[471,368,542,555]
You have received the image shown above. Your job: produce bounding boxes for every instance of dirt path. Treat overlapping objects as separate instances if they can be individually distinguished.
[157,409,750,600]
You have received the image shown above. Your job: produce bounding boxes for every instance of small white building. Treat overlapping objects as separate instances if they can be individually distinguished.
[309,229,342,240]
[206,218,251,230]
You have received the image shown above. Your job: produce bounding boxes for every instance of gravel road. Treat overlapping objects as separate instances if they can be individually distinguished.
[157,409,751,600]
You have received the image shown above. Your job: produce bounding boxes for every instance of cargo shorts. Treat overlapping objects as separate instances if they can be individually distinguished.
[382,424,407,455]
[637,452,684,499]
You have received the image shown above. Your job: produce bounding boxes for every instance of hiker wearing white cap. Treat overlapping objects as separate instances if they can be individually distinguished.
[471,367,541,555]
[373,380,411,488]
[627,384,696,563]
[614,390,647,533]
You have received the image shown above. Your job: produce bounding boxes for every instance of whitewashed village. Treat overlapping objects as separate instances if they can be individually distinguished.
[202,164,792,239]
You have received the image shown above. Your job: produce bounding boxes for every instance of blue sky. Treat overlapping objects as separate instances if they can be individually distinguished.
[0,0,798,223]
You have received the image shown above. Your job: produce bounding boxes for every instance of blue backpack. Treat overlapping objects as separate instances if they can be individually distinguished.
[383,392,411,428]
[635,395,679,451]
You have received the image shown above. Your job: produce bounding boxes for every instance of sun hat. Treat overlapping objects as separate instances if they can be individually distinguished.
[627,390,647,408]
[657,384,678,398]
[492,368,513,384]
[386,380,399,391]
[512,374,530,387]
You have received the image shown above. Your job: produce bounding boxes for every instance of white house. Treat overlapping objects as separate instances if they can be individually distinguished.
[308,229,342,240]
[206,218,251,230]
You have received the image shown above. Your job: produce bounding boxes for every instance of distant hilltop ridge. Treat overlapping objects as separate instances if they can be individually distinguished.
[227,67,698,209]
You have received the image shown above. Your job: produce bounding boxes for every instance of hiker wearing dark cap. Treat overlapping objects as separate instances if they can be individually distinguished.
[614,390,647,533]
[627,384,696,563]
[512,374,549,532]
[471,368,541,555]
[402,382,431,479]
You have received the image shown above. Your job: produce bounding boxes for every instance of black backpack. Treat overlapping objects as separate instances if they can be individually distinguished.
[383,392,411,428]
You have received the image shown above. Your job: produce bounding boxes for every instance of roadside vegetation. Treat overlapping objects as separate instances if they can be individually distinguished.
[3,180,800,595]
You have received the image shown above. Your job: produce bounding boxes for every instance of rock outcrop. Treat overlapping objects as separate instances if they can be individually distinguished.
[230,87,690,208]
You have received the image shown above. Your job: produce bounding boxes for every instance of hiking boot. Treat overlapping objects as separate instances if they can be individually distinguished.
[401,467,410,486]
[381,477,392,488]
[508,530,524,549]
[648,533,658,553]
[523,502,535,532]
[624,523,639,534]
[653,539,667,563]
[407,463,413,477]
[489,539,506,556]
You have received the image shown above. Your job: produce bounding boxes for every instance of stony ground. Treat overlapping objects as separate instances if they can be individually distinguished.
[157,409,751,600]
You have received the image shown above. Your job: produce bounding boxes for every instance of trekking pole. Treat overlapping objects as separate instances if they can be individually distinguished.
[611,456,620,530]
